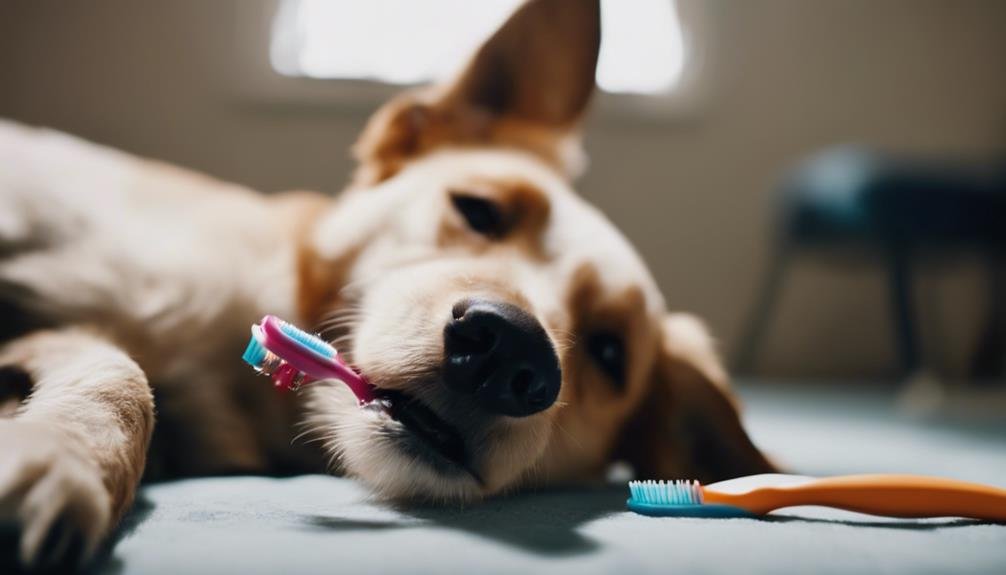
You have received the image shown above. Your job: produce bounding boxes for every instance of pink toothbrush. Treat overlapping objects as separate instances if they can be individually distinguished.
[241,315,376,404]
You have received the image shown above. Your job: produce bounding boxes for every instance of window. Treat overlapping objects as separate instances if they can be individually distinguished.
[270,0,688,96]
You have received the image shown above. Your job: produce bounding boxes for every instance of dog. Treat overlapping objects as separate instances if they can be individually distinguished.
[0,0,772,568]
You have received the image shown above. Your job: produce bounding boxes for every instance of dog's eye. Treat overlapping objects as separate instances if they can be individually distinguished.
[450,194,507,238]
[587,331,626,389]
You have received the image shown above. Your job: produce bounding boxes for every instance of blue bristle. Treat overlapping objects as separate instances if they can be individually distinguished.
[629,480,702,505]
[242,336,268,368]
[276,319,337,357]
[626,479,755,518]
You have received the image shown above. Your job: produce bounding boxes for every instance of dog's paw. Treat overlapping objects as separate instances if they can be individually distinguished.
[0,420,110,570]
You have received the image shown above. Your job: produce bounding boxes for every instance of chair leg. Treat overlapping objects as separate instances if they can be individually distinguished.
[733,247,790,375]
[887,249,921,378]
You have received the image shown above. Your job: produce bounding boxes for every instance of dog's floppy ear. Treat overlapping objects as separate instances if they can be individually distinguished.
[353,0,601,185]
[615,314,776,483]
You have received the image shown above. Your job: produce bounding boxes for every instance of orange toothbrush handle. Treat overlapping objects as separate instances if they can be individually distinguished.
[713,474,1006,520]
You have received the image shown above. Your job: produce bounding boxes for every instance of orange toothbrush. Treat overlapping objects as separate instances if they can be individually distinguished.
[627,473,1006,521]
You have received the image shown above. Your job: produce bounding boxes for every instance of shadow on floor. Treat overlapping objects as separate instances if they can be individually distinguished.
[82,495,156,575]
[304,485,629,557]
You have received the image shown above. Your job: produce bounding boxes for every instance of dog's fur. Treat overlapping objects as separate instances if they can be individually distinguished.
[0,0,772,568]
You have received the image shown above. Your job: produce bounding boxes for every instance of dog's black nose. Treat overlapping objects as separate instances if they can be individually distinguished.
[443,298,561,417]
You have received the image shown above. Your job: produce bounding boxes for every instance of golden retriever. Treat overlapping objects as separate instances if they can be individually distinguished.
[0,0,772,568]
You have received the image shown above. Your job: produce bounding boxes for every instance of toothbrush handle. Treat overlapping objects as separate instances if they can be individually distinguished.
[750,474,1006,520]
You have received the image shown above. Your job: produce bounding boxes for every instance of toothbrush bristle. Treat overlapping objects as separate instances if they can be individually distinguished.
[242,336,283,375]
[275,318,338,358]
[241,335,268,368]
[628,479,704,506]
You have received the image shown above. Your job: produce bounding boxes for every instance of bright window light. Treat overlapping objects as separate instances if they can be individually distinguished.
[270,0,686,95]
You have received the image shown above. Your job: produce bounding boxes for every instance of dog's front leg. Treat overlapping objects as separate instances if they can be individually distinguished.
[0,327,154,569]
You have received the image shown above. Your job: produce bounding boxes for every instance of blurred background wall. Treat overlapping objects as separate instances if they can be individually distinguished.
[1,0,1004,379]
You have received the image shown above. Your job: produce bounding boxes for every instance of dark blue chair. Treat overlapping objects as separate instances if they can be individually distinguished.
[735,146,1006,380]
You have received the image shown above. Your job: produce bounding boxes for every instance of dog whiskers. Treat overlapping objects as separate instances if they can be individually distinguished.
[552,420,584,453]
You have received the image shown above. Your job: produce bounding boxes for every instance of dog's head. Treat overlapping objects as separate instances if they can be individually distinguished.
[300,0,772,501]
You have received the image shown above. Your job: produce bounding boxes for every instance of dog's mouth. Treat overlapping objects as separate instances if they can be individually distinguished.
[374,389,481,483]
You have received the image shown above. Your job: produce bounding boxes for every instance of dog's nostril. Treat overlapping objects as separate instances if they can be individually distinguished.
[525,381,550,408]
[507,368,550,410]
[445,323,496,356]
[510,368,534,398]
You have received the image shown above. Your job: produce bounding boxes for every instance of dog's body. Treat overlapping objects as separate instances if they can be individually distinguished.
[0,0,772,568]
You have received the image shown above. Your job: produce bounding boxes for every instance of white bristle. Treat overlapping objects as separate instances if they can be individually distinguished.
[628,479,703,505]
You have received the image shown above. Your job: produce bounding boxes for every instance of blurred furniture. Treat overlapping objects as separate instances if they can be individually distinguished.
[735,147,1006,380]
